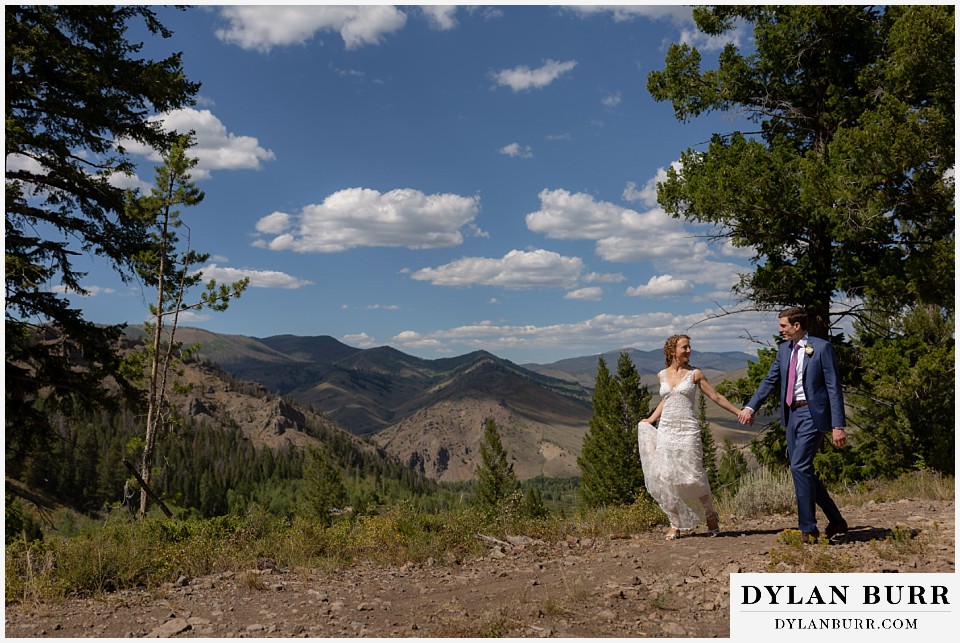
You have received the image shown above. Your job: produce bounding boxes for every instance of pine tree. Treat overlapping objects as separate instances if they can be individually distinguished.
[302,446,348,526]
[577,353,651,508]
[648,6,954,338]
[613,352,650,499]
[523,488,548,519]
[125,134,248,516]
[697,392,721,494]
[6,6,200,464]
[475,418,518,508]
[718,438,749,496]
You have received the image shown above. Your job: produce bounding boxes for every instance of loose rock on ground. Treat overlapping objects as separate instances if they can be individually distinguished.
[5,499,953,638]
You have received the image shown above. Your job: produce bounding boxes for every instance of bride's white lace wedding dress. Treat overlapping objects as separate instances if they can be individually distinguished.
[638,368,714,531]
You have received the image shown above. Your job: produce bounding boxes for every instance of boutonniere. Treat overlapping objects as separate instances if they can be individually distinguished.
[804,344,814,357]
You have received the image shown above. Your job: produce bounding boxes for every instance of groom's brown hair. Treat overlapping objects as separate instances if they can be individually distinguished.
[779,306,808,330]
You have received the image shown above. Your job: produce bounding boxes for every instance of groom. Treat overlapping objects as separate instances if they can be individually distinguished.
[737,307,848,542]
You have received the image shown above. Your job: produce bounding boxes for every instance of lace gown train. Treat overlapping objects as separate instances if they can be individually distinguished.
[638,369,714,530]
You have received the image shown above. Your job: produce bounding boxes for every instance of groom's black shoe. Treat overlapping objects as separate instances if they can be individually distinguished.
[825,520,848,539]
[800,530,820,544]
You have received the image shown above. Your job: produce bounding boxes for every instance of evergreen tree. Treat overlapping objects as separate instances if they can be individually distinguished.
[5,6,199,463]
[577,353,651,508]
[717,438,749,497]
[125,134,248,516]
[850,304,955,477]
[650,7,954,484]
[522,487,548,520]
[475,418,518,509]
[697,393,720,494]
[302,446,348,526]
[648,6,954,337]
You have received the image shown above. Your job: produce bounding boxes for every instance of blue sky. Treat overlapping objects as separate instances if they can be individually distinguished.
[52,4,793,364]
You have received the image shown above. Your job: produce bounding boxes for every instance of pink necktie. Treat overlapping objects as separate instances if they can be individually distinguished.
[786,342,801,406]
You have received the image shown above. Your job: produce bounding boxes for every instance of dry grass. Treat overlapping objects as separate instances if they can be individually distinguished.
[7,471,952,603]
[837,470,955,505]
[238,570,265,591]
[869,523,933,561]
[717,467,796,518]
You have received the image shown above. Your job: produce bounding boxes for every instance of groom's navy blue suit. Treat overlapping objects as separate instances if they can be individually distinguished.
[746,335,845,534]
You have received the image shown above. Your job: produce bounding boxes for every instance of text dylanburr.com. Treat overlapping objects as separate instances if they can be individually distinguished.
[730,573,956,640]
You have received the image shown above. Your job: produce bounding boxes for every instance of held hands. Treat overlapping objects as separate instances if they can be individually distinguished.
[737,408,755,426]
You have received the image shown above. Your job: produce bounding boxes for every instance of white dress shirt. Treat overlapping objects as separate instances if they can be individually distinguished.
[791,336,808,404]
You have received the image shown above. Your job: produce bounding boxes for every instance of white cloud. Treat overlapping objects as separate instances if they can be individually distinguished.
[664,257,746,297]
[524,172,752,300]
[583,271,625,284]
[625,274,694,297]
[569,5,746,53]
[420,6,458,30]
[500,142,533,159]
[121,108,275,180]
[168,310,211,324]
[601,92,622,108]
[49,284,116,297]
[6,153,43,175]
[199,263,313,289]
[10,150,153,192]
[595,231,711,263]
[390,308,772,358]
[255,212,292,235]
[565,287,603,301]
[716,236,754,259]
[567,5,693,25]
[342,332,379,348]
[622,166,670,208]
[465,6,504,22]
[680,24,746,53]
[526,188,643,241]
[410,249,583,289]
[493,59,577,92]
[254,187,481,253]
[215,5,407,51]
[108,172,152,192]
[390,330,444,350]
[526,187,706,262]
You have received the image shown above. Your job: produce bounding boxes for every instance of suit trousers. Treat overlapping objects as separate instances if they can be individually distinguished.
[786,405,843,533]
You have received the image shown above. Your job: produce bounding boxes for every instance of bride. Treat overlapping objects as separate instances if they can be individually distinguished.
[638,334,743,540]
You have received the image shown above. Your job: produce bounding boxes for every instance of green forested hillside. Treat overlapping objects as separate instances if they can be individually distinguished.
[6,359,439,523]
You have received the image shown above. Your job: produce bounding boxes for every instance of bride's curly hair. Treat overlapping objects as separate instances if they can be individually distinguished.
[663,334,691,367]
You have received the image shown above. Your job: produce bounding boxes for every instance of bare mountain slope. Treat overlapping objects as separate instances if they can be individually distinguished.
[147,329,754,482]
[523,347,753,388]
[175,329,594,441]
[373,358,591,482]
[168,359,379,459]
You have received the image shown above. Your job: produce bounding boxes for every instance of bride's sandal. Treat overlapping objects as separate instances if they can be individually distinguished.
[665,528,681,541]
[706,514,720,537]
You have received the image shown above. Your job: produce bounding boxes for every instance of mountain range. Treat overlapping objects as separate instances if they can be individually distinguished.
[164,328,754,482]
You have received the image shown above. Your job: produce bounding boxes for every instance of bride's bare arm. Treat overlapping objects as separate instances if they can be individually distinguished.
[694,369,741,416]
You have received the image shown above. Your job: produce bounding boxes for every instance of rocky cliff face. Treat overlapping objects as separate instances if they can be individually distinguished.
[170,361,376,458]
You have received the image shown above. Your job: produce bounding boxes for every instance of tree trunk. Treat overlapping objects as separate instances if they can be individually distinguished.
[139,207,170,517]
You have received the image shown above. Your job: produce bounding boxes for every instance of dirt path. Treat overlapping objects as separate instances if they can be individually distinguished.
[5,499,954,638]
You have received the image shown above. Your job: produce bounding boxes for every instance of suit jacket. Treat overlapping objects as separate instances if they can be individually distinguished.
[746,336,845,432]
